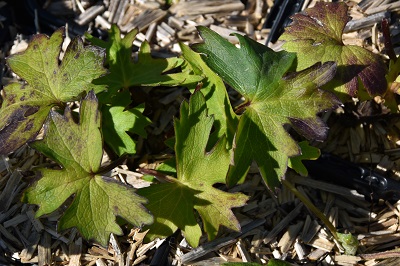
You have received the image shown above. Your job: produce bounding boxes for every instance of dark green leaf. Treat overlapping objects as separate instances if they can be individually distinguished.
[102,90,151,155]
[193,26,340,188]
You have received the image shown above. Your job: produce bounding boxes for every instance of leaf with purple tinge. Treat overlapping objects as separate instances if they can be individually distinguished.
[193,26,340,189]
[280,2,387,99]
[0,27,107,155]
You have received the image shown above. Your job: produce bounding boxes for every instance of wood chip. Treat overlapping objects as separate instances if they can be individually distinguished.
[360,233,400,246]
[308,232,335,252]
[120,9,167,33]
[307,248,327,261]
[180,219,265,264]
[236,239,252,262]
[38,231,52,266]
[170,0,245,17]
[278,221,304,253]
[68,237,83,266]
[0,171,22,212]
[26,209,45,232]
[3,214,28,228]
[263,203,303,244]
[301,216,322,244]
[75,4,106,25]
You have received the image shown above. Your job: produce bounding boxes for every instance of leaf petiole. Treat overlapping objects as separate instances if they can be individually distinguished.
[137,168,177,183]
[282,178,338,240]
[234,101,251,115]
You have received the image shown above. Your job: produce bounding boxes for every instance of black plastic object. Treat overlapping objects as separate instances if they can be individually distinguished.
[263,0,305,44]
[149,231,179,266]
[303,153,400,202]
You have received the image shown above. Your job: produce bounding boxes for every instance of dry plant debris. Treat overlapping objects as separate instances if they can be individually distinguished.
[1,0,400,265]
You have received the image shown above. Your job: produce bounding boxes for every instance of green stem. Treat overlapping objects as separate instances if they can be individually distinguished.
[282,179,338,240]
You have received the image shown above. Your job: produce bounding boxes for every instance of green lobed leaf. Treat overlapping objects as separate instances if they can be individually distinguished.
[22,91,153,246]
[102,90,151,156]
[138,91,248,247]
[193,26,340,188]
[280,2,387,99]
[85,25,203,97]
[180,43,238,148]
[0,27,107,155]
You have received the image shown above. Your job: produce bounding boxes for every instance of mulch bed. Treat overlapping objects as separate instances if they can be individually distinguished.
[2,0,400,265]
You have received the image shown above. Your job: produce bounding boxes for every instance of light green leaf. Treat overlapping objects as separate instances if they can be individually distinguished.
[22,91,153,246]
[193,26,340,188]
[0,27,106,155]
[180,43,238,148]
[138,91,248,247]
[85,25,203,96]
[102,90,151,155]
[337,232,358,255]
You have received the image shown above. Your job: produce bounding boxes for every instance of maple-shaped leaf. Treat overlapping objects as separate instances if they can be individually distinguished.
[102,90,151,156]
[138,91,248,247]
[0,27,106,155]
[85,25,203,96]
[280,2,387,98]
[22,91,153,246]
[180,43,238,148]
[193,26,340,188]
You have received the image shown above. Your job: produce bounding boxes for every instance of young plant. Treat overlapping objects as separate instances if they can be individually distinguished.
[2,4,378,251]
[8,25,245,247]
